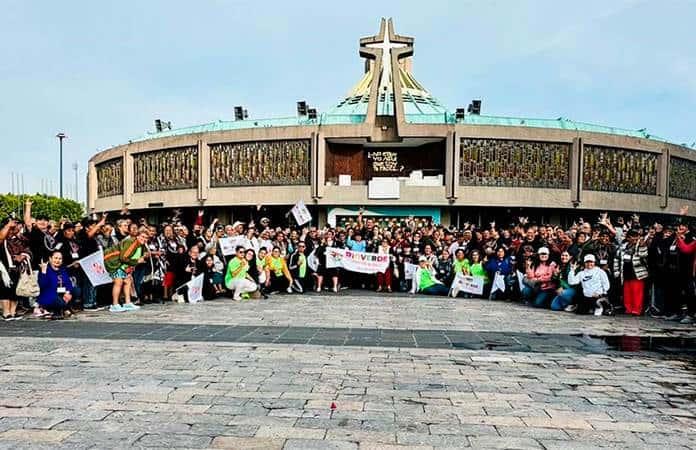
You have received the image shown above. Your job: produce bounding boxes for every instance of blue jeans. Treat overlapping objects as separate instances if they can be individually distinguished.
[81,274,97,308]
[422,283,450,296]
[522,287,554,308]
[551,287,576,311]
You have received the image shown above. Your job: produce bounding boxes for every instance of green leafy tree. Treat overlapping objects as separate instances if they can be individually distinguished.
[0,194,83,222]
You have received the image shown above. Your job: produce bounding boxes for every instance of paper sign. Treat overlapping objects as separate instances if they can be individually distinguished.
[451,273,484,296]
[325,247,390,274]
[404,262,418,280]
[219,236,245,256]
[186,274,204,304]
[77,250,112,287]
[291,200,312,226]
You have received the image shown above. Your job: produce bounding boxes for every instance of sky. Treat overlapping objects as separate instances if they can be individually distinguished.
[1,0,695,203]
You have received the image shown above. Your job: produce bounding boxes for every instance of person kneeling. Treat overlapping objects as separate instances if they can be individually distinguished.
[225,246,257,301]
[37,251,74,320]
[410,256,449,296]
[568,254,611,315]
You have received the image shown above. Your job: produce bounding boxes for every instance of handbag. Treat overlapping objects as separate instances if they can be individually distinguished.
[16,259,40,298]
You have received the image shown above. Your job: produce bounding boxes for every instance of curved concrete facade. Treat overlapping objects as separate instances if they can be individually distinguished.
[87,19,696,223]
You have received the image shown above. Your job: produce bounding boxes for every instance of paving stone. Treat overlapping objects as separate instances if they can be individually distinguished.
[0,429,74,444]
[521,416,593,430]
[326,429,396,444]
[359,444,433,450]
[255,425,327,439]
[283,438,358,449]
[135,433,213,448]
[468,436,542,449]
[211,436,285,449]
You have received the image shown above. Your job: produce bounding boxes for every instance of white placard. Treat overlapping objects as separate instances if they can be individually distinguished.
[219,236,245,256]
[338,174,352,186]
[368,178,400,199]
[404,262,418,280]
[186,274,204,304]
[325,247,390,274]
[77,250,113,287]
[290,200,312,226]
[451,273,484,296]
[490,272,506,294]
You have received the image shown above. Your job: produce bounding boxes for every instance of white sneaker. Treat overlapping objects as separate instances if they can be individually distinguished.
[286,286,293,294]
[564,304,578,313]
[109,304,125,313]
[232,296,242,301]
[332,286,338,293]
[451,285,461,298]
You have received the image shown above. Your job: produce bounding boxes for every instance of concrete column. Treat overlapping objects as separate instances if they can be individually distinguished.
[123,149,133,206]
[452,132,460,200]
[198,140,210,202]
[445,131,454,199]
[87,161,97,212]
[570,137,582,206]
[316,133,326,199]
[310,132,318,199]
[658,147,669,208]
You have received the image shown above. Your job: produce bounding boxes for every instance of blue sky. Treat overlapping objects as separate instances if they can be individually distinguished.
[1,0,695,202]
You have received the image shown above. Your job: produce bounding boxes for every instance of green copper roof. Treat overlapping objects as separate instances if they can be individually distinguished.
[129,112,690,148]
[130,114,366,143]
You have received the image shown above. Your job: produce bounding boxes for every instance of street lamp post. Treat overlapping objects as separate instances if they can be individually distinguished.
[72,162,78,201]
[56,132,66,198]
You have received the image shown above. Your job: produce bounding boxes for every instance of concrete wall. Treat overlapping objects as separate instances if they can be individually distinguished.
[89,122,696,217]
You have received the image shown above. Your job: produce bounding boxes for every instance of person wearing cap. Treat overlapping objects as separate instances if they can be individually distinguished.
[613,229,649,315]
[568,253,611,315]
[521,247,558,308]
[410,255,449,296]
[232,221,245,236]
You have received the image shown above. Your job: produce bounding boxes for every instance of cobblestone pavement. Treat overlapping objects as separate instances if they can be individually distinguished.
[76,293,695,336]
[0,294,695,449]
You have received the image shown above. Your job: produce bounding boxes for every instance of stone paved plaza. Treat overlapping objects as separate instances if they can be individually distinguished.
[0,294,695,449]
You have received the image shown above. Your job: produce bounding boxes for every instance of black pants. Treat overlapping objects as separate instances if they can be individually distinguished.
[268,274,289,293]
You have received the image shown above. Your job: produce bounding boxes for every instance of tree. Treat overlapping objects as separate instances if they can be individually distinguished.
[0,194,83,222]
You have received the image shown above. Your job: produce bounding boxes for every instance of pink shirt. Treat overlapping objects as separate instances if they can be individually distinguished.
[526,262,558,291]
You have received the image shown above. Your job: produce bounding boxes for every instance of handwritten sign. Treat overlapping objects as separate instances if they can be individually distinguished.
[367,151,405,176]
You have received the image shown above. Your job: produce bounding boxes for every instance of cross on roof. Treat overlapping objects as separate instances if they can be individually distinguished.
[360,18,414,96]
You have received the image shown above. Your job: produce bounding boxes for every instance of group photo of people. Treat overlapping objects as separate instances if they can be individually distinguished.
[1,199,694,325]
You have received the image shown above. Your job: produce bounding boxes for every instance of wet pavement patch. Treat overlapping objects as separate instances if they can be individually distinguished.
[0,320,695,356]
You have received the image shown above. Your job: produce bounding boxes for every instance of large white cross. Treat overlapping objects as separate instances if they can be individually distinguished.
[366,27,407,92]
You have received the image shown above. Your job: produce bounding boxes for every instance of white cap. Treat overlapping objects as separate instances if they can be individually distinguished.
[584,254,596,263]
[231,221,244,228]
[537,247,550,255]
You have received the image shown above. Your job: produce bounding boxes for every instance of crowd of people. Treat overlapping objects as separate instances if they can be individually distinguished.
[1,199,694,325]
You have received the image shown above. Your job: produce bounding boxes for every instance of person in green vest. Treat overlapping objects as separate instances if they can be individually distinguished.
[224,246,258,301]
[410,256,449,296]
